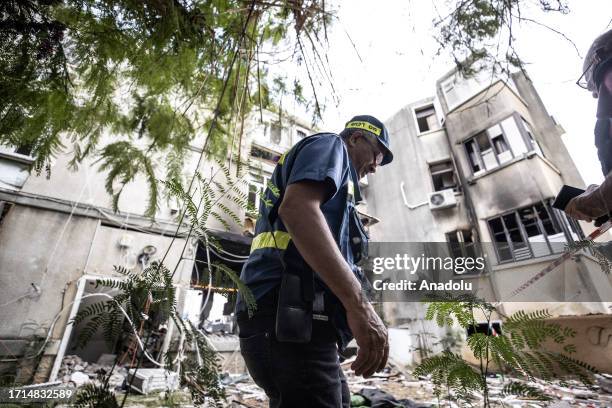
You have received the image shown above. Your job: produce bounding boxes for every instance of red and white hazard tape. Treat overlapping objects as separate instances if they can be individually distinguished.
[506,220,612,299]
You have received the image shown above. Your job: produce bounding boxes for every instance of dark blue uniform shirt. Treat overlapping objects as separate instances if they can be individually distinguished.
[236,133,364,348]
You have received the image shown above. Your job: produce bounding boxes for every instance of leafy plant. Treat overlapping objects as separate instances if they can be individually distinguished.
[71,160,258,406]
[414,293,596,407]
[433,0,575,78]
[0,0,333,215]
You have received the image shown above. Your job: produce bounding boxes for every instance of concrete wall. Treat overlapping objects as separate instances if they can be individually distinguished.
[0,206,98,338]
[0,203,194,381]
[365,98,471,242]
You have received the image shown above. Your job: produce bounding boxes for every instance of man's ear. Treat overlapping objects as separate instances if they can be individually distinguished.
[346,131,361,147]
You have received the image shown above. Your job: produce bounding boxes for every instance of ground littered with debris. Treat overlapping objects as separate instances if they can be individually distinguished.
[55,354,612,407]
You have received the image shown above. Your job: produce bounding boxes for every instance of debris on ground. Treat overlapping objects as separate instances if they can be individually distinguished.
[56,354,612,407]
[58,354,127,389]
[221,357,612,408]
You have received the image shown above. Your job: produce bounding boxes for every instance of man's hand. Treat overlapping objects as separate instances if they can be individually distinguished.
[565,184,609,222]
[346,296,389,378]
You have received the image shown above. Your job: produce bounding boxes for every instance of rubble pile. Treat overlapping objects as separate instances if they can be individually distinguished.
[221,358,612,408]
[58,354,127,389]
[55,355,612,407]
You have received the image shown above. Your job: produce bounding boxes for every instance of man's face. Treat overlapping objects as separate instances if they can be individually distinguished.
[347,131,384,179]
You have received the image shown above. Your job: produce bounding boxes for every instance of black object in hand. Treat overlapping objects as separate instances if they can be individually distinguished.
[553,185,609,226]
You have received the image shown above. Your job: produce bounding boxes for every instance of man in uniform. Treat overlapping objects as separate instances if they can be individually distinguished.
[565,29,612,221]
[236,115,393,407]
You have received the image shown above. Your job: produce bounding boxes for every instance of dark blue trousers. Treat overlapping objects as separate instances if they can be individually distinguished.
[237,297,350,408]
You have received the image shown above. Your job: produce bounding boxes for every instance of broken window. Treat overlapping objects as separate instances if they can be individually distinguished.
[445,229,483,275]
[467,322,502,337]
[521,117,544,156]
[415,105,439,133]
[250,145,281,164]
[463,115,548,175]
[487,200,580,263]
[429,160,458,192]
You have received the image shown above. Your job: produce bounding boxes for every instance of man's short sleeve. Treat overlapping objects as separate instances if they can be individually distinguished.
[286,134,348,198]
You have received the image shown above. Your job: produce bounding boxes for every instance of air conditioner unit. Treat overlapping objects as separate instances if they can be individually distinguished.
[428,189,456,210]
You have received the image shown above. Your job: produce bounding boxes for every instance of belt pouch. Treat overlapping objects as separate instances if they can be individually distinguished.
[275,244,313,343]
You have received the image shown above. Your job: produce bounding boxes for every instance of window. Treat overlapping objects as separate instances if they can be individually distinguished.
[247,174,265,216]
[467,322,502,337]
[429,160,458,192]
[463,115,545,175]
[296,129,307,139]
[465,130,505,173]
[415,105,439,133]
[521,117,544,156]
[250,145,281,164]
[446,229,483,275]
[0,144,34,159]
[487,200,581,263]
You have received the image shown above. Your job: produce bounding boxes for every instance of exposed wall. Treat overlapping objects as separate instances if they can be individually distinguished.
[0,206,98,337]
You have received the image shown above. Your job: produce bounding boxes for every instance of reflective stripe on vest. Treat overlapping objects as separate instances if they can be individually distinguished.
[250,231,291,253]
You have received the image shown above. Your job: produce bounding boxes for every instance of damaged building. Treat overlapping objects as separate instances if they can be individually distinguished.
[0,110,313,386]
[364,67,612,372]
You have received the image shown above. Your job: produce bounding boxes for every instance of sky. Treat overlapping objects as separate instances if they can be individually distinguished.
[283,0,612,186]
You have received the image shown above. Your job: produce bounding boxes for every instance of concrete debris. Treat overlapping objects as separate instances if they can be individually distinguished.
[56,354,612,407]
[221,358,612,408]
[58,354,127,389]
[70,371,90,387]
[596,373,612,393]
[127,368,180,394]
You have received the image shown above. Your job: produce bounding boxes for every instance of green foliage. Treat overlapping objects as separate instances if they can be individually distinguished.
[72,262,177,350]
[1,0,332,215]
[180,321,225,405]
[414,350,483,403]
[416,295,596,407]
[69,156,259,405]
[566,239,612,274]
[434,0,571,77]
[501,381,551,401]
[74,380,120,408]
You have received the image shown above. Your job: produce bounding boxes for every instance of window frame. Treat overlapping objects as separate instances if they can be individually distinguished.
[516,114,544,157]
[463,124,515,174]
[486,200,581,264]
[247,173,266,217]
[413,104,439,134]
[428,158,459,192]
[445,229,484,275]
[462,113,546,176]
[250,144,282,164]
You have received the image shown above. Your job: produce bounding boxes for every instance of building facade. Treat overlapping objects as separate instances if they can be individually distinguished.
[364,68,612,371]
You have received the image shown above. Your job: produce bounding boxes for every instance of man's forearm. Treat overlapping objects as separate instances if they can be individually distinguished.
[570,175,612,219]
[279,202,364,310]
